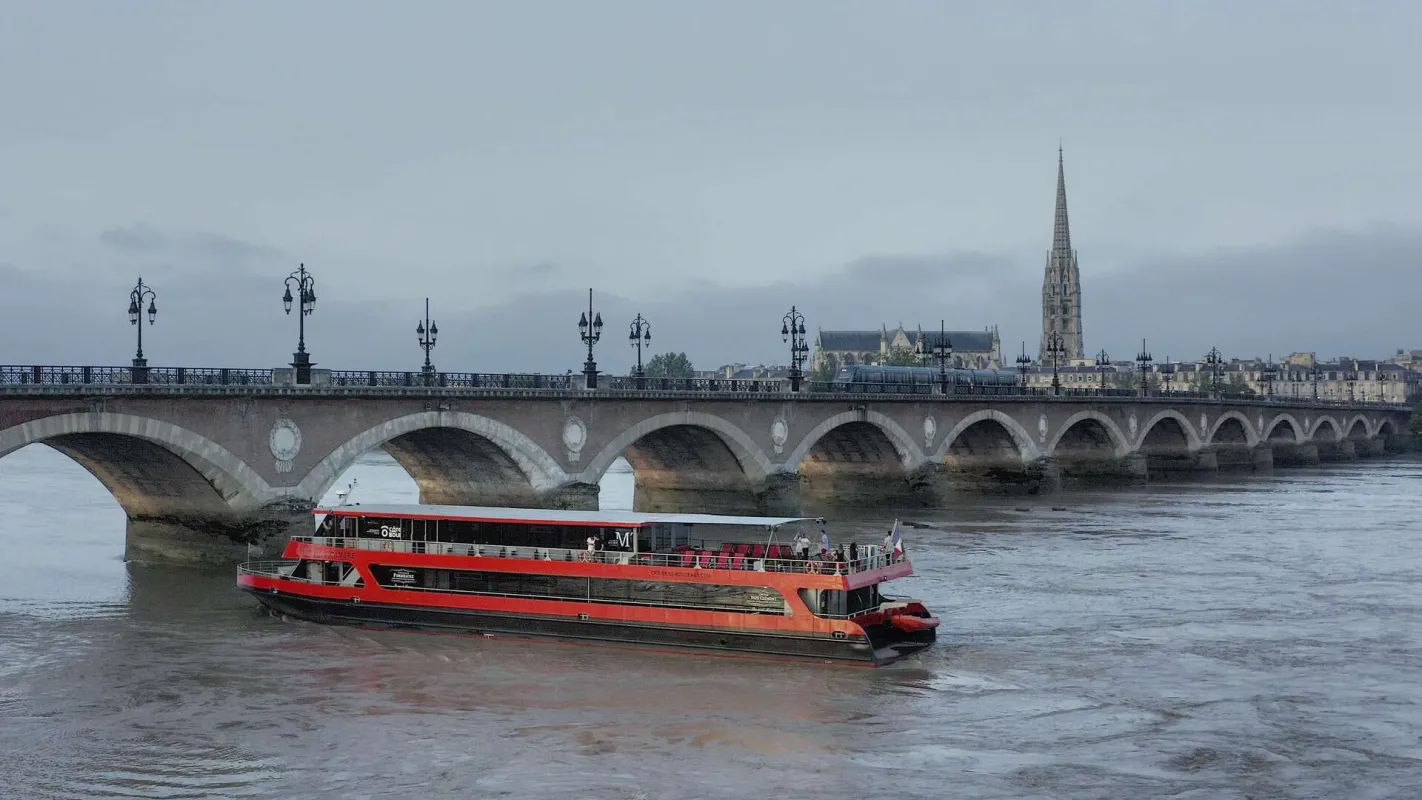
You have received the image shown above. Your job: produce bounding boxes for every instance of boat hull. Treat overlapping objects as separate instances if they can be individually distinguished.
[241,585,934,666]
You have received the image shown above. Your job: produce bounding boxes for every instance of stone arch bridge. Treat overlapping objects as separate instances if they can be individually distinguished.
[0,388,1410,564]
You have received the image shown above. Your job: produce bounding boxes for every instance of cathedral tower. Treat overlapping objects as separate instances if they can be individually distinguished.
[1039,146,1084,364]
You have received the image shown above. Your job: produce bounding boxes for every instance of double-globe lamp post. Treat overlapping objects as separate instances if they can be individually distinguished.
[1136,338,1153,397]
[128,277,157,383]
[1094,348,1110,391]
[282,263,317,384]
[782,306,809,392]
[1205,346,1224,396]
[1015,342,1033,390]
[578,288,603,389]
[930,320,953,395]
[1044,333,1066,395]
[417,298,438,385]
[629,314,651,388]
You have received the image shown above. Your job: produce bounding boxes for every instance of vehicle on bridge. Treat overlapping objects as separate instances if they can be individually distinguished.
[831,364,1021,394]
[236,505,937,665]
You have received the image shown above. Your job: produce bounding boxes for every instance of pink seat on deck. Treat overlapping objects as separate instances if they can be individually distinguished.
[750,544,766,559]
[680,551,696,568]
[729,554,745,570]
[715,554,730,569]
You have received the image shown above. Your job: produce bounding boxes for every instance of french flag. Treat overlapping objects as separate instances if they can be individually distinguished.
[891,519,904,556]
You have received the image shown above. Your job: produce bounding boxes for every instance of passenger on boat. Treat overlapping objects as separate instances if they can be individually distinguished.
[848,541,859,567]
[794,533,810,560]
[820,531,830,554]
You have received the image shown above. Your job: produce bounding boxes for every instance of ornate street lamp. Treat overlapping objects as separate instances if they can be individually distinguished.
[416,297,438,385]
[282,263,317,384]
[578,288,603,389]
[128,277,157,383]
[782,305,809,392]
[1308,361,1321,400]
[1161,357,1176,394]
[629,313,651,388]
[1045,333,1066,395]
[1136,338,1153,397]
[1095,348,1111,391]
[1260,354,1277,398]
[1345,366,1358,403]
[1015,341,1033,390]
[930,320,953,395]
[1204,346,1224,396]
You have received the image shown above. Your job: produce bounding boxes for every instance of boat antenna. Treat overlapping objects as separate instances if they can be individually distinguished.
[335,478,358,507]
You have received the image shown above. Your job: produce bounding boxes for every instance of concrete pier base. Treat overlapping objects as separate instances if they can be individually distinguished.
[1270,442,1320,467]
[932,455,1057,496]
[754,472,802,516]
[798,466,918,512]
[1384,434,1412,453]
[125,504,311,567]
[1359,438,1386,457]
[1213,444,1273,472]
[1054,452,1148,488]
[1141,447,1219,476]
[1316,439,1357,462]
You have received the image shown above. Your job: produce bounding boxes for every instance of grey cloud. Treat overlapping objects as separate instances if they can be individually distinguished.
[98,225,169,253]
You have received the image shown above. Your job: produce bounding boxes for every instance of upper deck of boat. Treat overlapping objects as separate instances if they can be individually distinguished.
[315,503,818,530]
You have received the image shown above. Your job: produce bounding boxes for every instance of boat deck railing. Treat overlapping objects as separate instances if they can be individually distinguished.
[290,536,905,575]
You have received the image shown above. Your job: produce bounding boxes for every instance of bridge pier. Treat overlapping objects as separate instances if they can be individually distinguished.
[1316,439,1357,462]
[1384,434,1413,453]
[1053,452,1148,488]
[1359,438,1386,457]
[125,502,311,567]
[755,472,802,517]
[932,454,1057,495]
[1211,444,1273,472]
[1140,447,1218,477]
[1270,442,1320,467]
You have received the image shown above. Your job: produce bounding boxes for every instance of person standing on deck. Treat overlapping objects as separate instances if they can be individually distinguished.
[820,530,830,556]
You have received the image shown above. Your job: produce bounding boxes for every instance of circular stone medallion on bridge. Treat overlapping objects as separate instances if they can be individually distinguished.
[1257,413,1264,435]
[1128,412,1138,438]
[922,415,936,450]
[1304,416,1311,434]
[770,417,789,455]
[1037,414,1048,444]
[563,416,587,462]
[1200,413,1208,438]
[269,418,302,471]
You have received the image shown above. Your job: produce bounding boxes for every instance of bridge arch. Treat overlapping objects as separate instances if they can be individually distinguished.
[1344,415,1370,439]
[1208,410,1259,447]
[296,410,567,506]
[0,412,274,513]
[1135,409,1204,451]
[1311,416,1341,442]
[1376,419,1398,438]
[1045,411,1130,459]
[581,411,773,486]
[785,411,925,509]
[1264,413,1304,443]
[784,411,924,472]
[933,409,1040,462]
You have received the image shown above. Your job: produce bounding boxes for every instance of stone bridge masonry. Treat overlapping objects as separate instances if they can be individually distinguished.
[0,388,1411,565]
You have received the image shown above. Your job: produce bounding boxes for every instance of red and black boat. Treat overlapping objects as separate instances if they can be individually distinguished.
[236,504,938,665]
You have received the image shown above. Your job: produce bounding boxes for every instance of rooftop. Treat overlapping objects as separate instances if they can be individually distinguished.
[317,503,818,529]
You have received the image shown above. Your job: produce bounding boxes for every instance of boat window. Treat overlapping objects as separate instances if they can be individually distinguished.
[366,566,785,614]
[798,587,878,618]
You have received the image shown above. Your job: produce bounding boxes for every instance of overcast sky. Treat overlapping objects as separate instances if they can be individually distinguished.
[1,2,1417,373]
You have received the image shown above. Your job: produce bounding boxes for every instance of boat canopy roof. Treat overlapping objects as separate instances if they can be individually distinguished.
[315,503,819,530]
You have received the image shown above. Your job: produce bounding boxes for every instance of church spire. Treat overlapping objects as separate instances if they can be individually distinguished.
[1052,143,1071,258]
[1039,144,1085,365]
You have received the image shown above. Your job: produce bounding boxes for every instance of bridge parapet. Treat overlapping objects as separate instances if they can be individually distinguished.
[0,364,1407,412]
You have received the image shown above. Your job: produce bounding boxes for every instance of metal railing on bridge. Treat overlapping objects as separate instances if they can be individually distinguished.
[0,364,1407,408]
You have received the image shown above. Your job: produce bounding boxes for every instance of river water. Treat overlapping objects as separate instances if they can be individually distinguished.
[1,447,1420,799]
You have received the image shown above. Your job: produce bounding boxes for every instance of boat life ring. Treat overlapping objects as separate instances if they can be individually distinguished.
[805,560,821,574]
[382,542,393,552]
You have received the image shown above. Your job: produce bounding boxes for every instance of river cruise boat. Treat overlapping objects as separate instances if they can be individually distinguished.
[237,504,938,665]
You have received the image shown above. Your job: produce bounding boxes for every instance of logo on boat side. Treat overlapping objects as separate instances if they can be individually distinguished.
[390,569,416,585]
[268,418,302,472]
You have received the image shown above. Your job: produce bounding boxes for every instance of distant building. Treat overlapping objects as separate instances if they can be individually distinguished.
[813,324,1002,371]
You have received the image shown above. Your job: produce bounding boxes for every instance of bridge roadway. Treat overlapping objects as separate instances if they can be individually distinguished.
[0,366,1412,565]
